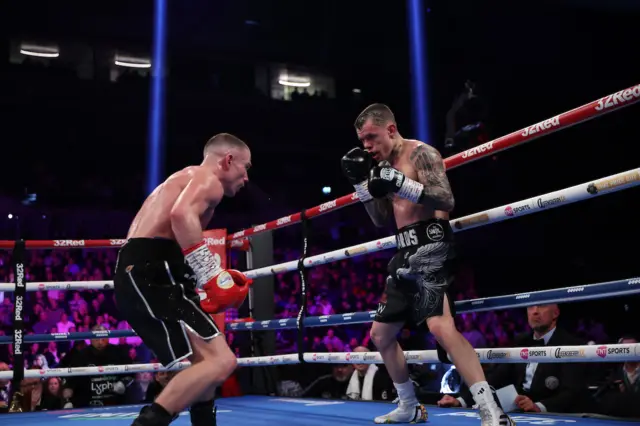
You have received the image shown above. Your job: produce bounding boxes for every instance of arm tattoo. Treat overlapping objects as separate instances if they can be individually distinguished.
[410,144,455,211]
[363,197,392,228]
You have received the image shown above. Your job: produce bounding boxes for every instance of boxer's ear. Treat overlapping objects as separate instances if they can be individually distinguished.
[221,153,233,170]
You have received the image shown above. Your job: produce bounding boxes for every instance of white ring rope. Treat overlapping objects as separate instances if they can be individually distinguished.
[0,280,113,292]
[0,168,638,291]
[1,343,638,380]
[244,168,640,279]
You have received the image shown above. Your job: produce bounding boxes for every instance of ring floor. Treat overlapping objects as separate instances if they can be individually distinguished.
[3,396,630,425]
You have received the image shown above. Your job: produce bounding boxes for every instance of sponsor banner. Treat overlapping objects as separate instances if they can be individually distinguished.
[595,344,634,359]
[53,240,86,247]
[519,348,550,361]
[344,245,368,256]
[461,142,495,159]
[536,195,567,209]
[504,201,535,217]
[595,84,640,111]
[587,170,640,195]
[452,213,491,230]
[554,347,586,359]
[521,116,561,137]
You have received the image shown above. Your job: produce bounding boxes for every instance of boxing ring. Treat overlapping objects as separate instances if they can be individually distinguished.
[1,84,640,425]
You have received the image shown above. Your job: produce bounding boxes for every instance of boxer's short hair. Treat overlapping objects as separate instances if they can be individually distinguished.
[354,103,396,130]
[204,133,248,156]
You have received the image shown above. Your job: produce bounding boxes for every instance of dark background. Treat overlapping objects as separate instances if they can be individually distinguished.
[0,0,638,328]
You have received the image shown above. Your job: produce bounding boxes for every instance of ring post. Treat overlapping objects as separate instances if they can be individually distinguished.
[10,239,26,412]
[243,230,277,395]
[295,210,310,364]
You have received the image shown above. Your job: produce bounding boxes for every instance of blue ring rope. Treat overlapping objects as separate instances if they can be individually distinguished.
[2,277,637,343]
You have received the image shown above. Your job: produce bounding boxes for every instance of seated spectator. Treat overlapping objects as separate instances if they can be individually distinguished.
[36,377,64,411]
[595,335,640,418]
[438,304,589,413]
[302,364,353,399]
[44,342,62,367]
[346,346,393,401]
[56,313,75,333]
[323,329,344,352]
[461,317,487,348]
[60,325,134,408]
[143,371,176,403]
[69,292,88,315]
[18,375,43,412]
[0,362,10,412]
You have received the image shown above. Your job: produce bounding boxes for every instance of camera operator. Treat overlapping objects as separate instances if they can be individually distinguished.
[443,80,488,157]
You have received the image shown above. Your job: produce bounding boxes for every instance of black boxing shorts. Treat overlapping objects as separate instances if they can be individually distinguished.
[375,219,457,326]
[113,238,221,368]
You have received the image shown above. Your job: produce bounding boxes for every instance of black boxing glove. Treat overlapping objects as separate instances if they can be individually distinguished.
[368,161,424,203]
[341,147,373,202]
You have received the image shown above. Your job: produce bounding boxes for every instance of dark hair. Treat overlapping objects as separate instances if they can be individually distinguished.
[354,103,396,131]
[203,133,248,156]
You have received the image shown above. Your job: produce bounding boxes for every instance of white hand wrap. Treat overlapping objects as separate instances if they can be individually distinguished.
[184,243,222,289]
[397,177,424,204]
[353,181,373,202]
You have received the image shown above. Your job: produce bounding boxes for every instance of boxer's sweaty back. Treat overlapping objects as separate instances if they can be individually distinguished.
[126,166,216,241]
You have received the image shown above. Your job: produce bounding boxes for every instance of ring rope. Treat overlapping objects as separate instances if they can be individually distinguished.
[244,167,640,280]
[1,277,638,343]
[1,84,637,252]
[0,280,113,292]
[225,83,640,242]
[2,343,638,380]
[3,166,636,294]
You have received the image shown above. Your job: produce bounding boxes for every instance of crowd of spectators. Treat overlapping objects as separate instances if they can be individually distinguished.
[0,243,635,417]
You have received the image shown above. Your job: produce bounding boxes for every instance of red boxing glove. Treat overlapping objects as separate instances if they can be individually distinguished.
[200,269,253,314]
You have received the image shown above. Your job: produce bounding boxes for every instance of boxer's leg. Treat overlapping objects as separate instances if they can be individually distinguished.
[153,328,235,416]
[426,293,485,384]
[370,276,426,424]
[370,320,409,385]
[422,288,513,425]
[187,349,218,426]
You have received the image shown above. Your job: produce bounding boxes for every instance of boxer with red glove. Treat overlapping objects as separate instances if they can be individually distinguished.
[113,132,252,426]
[183,241,252,313]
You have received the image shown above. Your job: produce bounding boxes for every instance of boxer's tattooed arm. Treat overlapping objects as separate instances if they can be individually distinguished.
[363,197,392,228]
[410,144,455,211]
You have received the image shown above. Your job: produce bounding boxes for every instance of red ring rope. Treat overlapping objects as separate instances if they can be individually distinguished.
[1,84,638,250]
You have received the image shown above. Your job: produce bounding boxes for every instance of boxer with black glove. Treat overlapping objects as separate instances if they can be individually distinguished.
[341,147,374,203]
[368,160,425,204]
[345,103,513,426]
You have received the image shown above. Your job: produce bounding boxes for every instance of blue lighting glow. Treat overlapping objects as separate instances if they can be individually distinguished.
[407,0,431,145]
[147,0,168,195]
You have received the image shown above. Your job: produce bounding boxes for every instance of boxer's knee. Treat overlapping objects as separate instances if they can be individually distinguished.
[426,315,457,345]
[370,322,399,351]
[188,331,237,383]
[201,350,237,383]
[218,351,238,377]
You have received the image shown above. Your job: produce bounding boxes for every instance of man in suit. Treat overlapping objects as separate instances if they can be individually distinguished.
[438,304,589,413]
[595,335,640,418]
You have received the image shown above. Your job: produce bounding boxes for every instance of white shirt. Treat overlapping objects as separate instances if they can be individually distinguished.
[523,327,556,391]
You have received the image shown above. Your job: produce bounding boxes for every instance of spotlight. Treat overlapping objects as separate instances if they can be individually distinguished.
[322,186,332,195]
